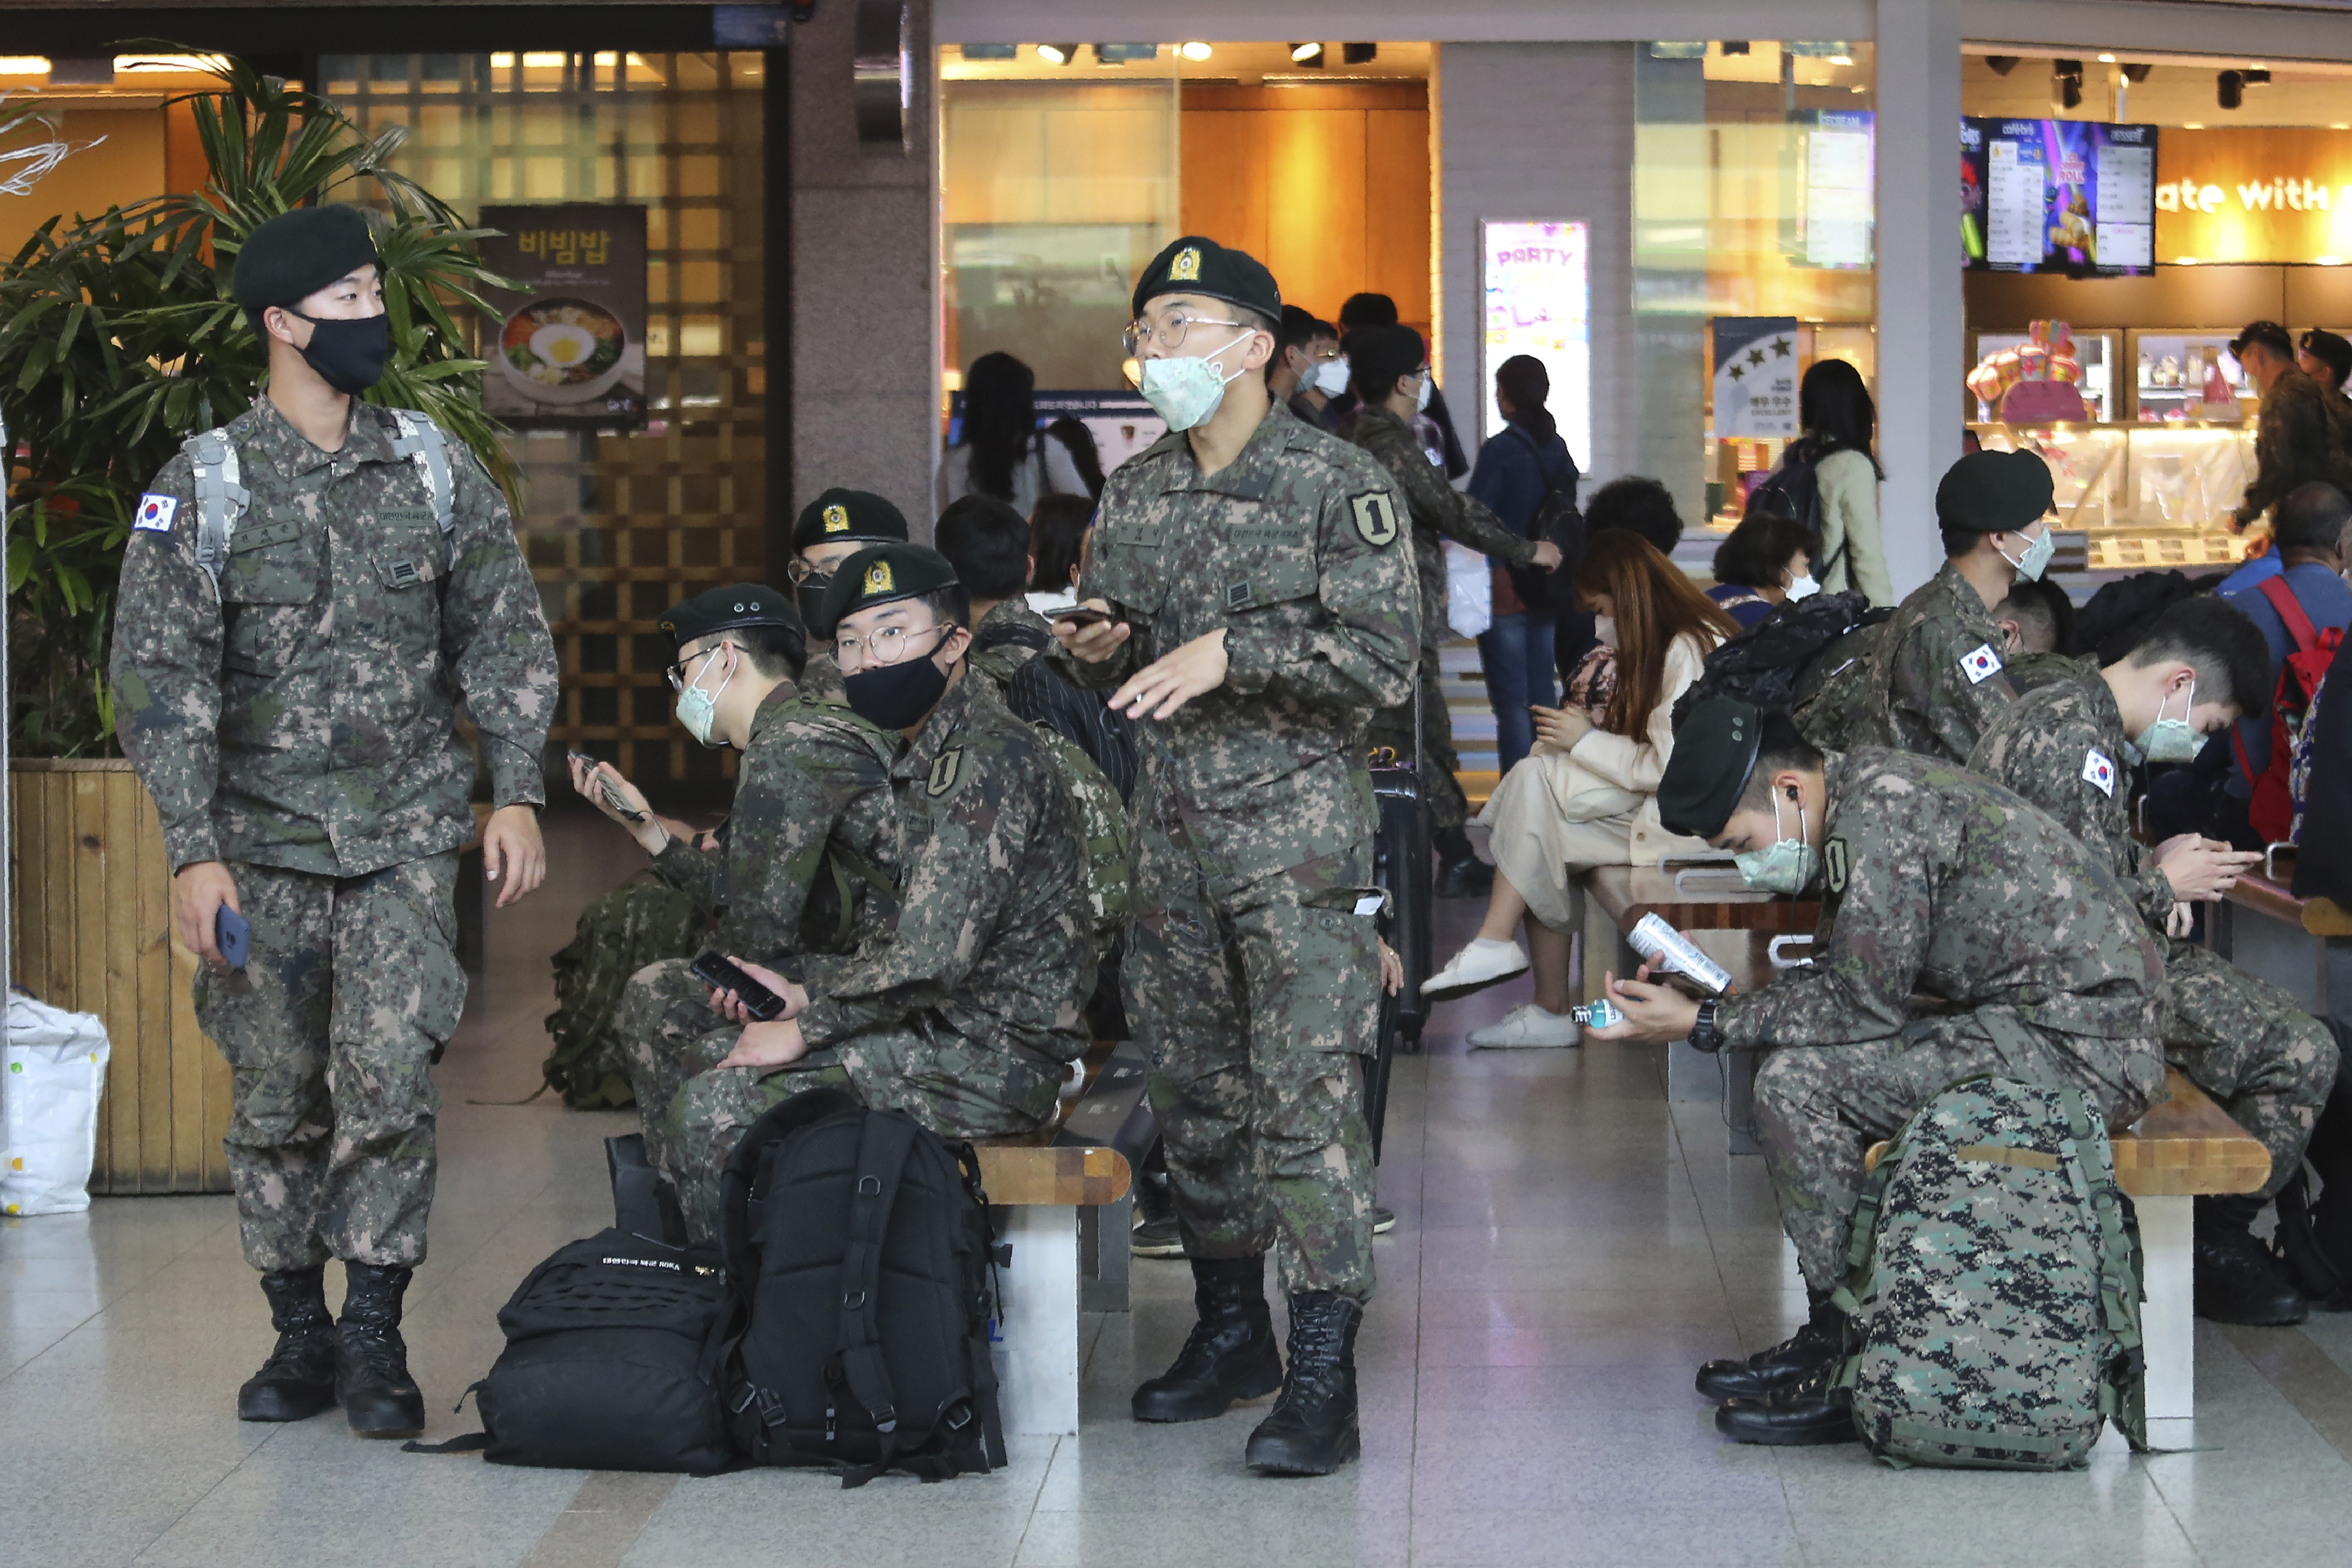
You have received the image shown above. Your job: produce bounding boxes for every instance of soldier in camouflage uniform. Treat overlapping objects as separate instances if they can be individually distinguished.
[936,493,1059,691]
[647,546,1096,1241]
[1970,596,2335,1324]
[1345,325,1558,896]
[2229,320,2352,531]
[109,206,558,1437]
[1054,237,1419,1476]
[1850,449,2057,762]
[1593,699,2167,1447]
[787,487,911,700]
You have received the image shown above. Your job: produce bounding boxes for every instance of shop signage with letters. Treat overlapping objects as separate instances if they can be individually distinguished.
[2153,127,2352,263]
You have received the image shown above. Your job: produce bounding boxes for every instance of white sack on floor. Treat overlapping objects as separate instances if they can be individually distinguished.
[3,990,111,1216]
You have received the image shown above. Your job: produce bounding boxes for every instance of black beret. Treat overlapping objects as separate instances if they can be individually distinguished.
[231,205,381,312]
[792,488,909,555]
[658,583,803,657]
[2231,319,2294,361]
[813,544,960,638]
[2301,328,2352,385]
[1656,700,1764,840]
[1348,325,1427,401]
[1935,448,2055,534]
[1132,235,1280,325]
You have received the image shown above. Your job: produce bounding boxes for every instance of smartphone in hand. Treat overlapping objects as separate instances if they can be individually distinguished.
[568,749,647,823]
[216,906,251,970]
[1053,606,1116,630]
[690,951,788,1021]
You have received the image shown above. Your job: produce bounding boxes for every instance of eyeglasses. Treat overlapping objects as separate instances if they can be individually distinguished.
[1122,310,1245,358]
[785,560,830,586]
[834,621,952,672]
[665,644,722,692]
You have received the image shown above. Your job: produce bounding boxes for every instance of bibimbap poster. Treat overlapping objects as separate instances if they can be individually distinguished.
[479,204,647,428]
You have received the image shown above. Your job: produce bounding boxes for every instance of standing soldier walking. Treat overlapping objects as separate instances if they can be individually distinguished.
[110,206,559,1437]
[1054,236,1419,1474]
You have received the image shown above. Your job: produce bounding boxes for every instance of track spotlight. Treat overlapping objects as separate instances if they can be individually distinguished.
[2053,58,2083,78]
[2217,70,2243,110]
[1290,42,1325,66]
[2122,63,2153,83]
[1984,55,2020,76]
[2061,76,2082,109]
[1036,42,1076,66]
[2243,67,2271,85]
[1721,40,1750,55]
[1343,42,1377,66]
[1178,41,1213,63]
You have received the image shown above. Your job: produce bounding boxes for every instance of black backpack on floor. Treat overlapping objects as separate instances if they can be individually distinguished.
[717,1086,1007,1487]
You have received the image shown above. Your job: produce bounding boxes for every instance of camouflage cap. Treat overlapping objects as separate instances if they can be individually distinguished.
[1935,448,2054,534]
[1132,235,1280,324]
[792,488,910,555]
[814,544,960,637]
[1656,699,1764,840]
[659,583,803,652]
[231,205,381,311]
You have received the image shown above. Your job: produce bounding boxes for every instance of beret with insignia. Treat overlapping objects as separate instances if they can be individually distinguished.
[792,487,910,555]
[658,582,805,673]
[1935,448,2054,535]
[231,205,381,312]
[813,543,961,638]
[1133,234,1281,324]
[1656,699,1764,841]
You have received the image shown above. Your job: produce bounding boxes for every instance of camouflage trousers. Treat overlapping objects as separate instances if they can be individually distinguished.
[1752,1012,2163,1294]
[616,957,1060,1242]
[1127,827,1382,1302]
[2163,937,2339,1197]
[194,853,465,1274]
[1367,645,1466,833]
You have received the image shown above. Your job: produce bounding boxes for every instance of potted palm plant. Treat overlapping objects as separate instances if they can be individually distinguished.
[1,56,515,1193]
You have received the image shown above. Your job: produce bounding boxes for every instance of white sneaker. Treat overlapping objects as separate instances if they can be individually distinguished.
[1421,938,1530,1000]
[1467,1005,1581,1049]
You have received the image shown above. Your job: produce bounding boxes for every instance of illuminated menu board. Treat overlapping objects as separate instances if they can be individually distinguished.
[1960,119,2157,276]
[1478,220,1591,464]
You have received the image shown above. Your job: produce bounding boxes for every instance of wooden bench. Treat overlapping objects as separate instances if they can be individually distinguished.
[968,1040,1155,1436]
[2207,857,2352,1016]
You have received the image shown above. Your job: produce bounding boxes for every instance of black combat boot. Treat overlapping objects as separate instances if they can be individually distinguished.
[236,1267,338,1422]
[1245,1291,1363,1476]
[1713,1363,1858,1447]
[1133,1255,1284,1422]
[1694,1292,1847,1402]
[2195,1194,2308,1326]
[335,1262,428,1438]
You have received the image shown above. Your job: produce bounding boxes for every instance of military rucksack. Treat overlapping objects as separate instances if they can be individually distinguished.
[1833,1075,2148,1470]
[542,872,713,1109]
[1670,588,1888,732]
[183,408,457,590]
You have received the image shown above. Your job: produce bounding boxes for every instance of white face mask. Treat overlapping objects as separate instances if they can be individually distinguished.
[1593,614,1618,647]
[1312,355,1351,397]
[1786,573,1820,602]
[675,645,734,749]
[1137,331,1252,432]
[1414,372,1433,412]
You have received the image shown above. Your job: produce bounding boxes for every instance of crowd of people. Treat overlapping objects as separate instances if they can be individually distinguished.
[108,204,2352,1476]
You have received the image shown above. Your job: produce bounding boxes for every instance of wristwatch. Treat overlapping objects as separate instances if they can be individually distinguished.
[1687,998,1726,1054]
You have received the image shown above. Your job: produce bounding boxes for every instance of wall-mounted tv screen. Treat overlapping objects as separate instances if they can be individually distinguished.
[1961,119,2157,275]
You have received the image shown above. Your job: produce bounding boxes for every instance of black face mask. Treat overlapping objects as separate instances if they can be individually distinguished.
[288,310,390,395]
[795,575,833,633]
[843,649,953,730]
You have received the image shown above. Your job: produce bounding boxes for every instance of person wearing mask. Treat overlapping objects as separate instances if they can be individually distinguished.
[1333,292,1468,477]
[1851,448,2054,764]
[785,488,911,699]
[1053,236,1418,1476]
[1421,532,1740,1047]
[1027,493,1092,617]
[1592,700,2167,1447]
[1468,354,1582,773]
[2218,481,2352,833]
[1707,509,1816,631]
[1971,598,2333,1325]
[110,205,559,1437]
[2301,327,2352,401]
[590,585,902,1227]
[1269,304,1344,432]
[1788,359,1892,607]
[936,494,1056,691]
[937,350,1088,517]
[1347,325,1561,895]
[641,545,1097,1242]
[2230,321,2352,533]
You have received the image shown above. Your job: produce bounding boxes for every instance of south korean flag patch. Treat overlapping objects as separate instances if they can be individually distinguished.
[2082,747,2118,798]
[134,493,180,533]
[1959,642,2004,685]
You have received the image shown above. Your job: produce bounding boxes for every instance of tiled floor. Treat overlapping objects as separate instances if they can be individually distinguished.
[8,806,2352,1566]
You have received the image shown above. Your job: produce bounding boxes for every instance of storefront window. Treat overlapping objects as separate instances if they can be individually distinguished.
[1632,41,1878,532]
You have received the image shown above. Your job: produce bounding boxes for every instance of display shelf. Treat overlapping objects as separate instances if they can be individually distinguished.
[1971,418,2258,578]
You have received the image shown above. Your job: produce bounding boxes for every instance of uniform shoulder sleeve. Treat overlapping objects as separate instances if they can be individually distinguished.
[110,450,226,869]
[434,435,558,807]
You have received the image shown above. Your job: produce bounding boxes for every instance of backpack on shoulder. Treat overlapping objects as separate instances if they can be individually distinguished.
[718,1087,1007,1487]
[1504,427,1584,611]
[1670,588,1889,732]
[2239,574,2344,845]
[1833,1076,2148,1471]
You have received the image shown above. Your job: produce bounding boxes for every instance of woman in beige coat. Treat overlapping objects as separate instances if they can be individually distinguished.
[1423,531,1740,1045]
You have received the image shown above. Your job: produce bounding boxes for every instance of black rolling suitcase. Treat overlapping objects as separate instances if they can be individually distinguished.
[1366,727,1432,1163]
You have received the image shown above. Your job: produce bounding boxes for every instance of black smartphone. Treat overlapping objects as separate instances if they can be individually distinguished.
[215,906,251,970]
[691,951,787,1021]
[1052,606,1115,629]
[567,749,646,822]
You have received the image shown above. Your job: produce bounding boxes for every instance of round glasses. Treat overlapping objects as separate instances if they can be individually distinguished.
[1122,310,1245,359]
[834,621,952,672]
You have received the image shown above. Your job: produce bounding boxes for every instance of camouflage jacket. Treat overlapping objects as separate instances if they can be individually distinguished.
[2241,366,2352,524]
[967,596,1054,694]
[1053,398,1421,894]
[1345,403,1536,647]
[1718,748,2166,1060]
[795,673,1096,1068]
[1968,673,2179,931]
[648,683,902,962]
[1854,560,2018,764]
[111,396,557,876]
[2003,649,2097,696]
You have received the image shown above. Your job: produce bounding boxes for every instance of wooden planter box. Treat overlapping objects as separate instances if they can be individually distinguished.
[9,759,230,1194]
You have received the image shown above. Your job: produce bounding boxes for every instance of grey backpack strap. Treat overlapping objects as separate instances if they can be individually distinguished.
[183,428,248,591]
[387,409,458,567]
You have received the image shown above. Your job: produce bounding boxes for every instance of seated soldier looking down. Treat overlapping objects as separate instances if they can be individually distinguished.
[1970,596,2335,1325]
[648,544,1098,1241]
[1591,700,2168,1448]
[936,492,1057,692]
[1990,578,2085,694]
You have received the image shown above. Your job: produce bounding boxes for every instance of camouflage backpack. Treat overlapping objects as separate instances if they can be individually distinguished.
[542,872,713,1109]
[1832,1076,2148,1470]
[1792,619,1886,751]
[1029,722,1132,960]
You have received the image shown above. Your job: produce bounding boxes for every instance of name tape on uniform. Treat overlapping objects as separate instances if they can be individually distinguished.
[1959,643,2005,685]
[135,494,179,533]
[2082,747,2118,798]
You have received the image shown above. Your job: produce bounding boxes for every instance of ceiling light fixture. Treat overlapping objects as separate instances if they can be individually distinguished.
[2217,69,2243,110]
[1289,42,1325,66]
[1178,41,1213,62]
[1343,42,1378,65]
[2242,67,2272,85]
[1984,55,2020,76]
[1036,42,1077,66]
[2122,63,2153,83]
[1720,40,1750,55]
[2097,53,2117,64]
